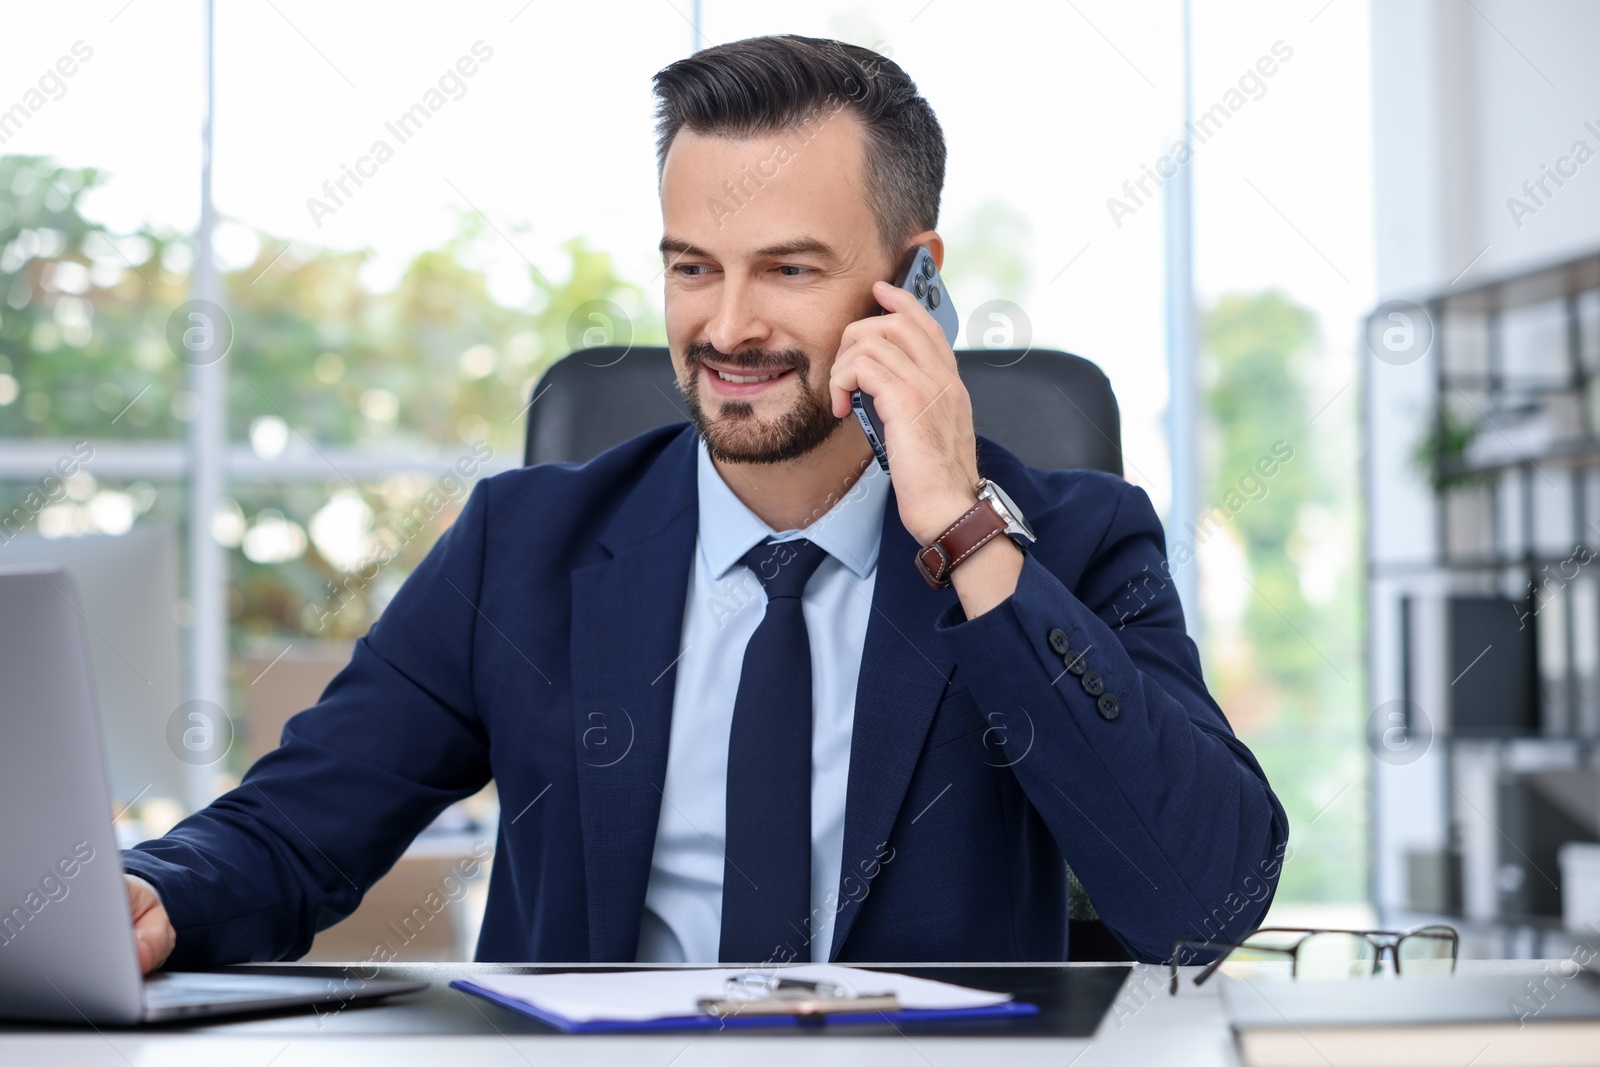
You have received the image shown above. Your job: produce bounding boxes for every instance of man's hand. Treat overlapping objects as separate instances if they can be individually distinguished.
[126,874,175,974]
[829,279,983,545]
[830,278,1024,616]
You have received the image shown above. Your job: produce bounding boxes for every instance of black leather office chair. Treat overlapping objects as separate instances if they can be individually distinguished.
[521,345,1131,961]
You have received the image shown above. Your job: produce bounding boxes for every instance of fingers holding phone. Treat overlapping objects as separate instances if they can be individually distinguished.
[843,246,960,475]
[833,249,983,545]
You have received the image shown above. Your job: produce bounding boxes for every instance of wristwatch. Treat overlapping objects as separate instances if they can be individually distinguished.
[914,479,1037,589]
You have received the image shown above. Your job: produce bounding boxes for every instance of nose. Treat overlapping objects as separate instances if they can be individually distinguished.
[703,276,770,356]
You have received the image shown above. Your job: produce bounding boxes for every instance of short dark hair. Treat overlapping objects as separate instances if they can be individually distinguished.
[652,35,946,261]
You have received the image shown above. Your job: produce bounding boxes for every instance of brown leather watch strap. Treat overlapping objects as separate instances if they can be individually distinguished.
[914,497,1008,589]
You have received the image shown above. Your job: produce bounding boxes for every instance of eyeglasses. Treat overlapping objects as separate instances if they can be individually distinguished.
[1166,924,1459,994]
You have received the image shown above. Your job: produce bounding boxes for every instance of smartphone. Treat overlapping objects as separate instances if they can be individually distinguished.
[851,246,959,474]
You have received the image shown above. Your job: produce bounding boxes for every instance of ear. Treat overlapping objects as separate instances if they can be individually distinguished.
[903,230,945,270]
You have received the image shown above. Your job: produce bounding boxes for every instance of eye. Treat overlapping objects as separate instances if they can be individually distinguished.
[671,263,710,278]
[777,265,811,277]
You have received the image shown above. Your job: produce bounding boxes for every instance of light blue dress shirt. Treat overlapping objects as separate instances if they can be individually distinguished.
[634,436,890,964]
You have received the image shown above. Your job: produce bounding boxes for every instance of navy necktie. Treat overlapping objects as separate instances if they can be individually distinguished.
[719,536,831,964]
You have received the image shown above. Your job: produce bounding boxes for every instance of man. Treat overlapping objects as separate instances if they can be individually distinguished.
[123,35,1288,971]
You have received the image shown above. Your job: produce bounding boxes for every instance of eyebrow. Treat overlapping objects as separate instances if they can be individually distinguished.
[659,235,840,262]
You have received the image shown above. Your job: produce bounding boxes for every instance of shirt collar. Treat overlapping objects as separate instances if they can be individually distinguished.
[696,435,889,583]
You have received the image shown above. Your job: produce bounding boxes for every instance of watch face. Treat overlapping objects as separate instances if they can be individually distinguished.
[982,480,1036,541]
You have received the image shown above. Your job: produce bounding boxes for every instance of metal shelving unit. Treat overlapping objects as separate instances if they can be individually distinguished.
[1380,249,1600,923]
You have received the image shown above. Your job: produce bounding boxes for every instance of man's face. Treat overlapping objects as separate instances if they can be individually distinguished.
[659,111,894,465]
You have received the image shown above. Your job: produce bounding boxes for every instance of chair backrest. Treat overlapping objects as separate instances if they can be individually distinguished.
[523,346,1122,476]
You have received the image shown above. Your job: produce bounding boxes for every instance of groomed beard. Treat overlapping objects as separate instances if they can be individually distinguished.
[676,340,844,464]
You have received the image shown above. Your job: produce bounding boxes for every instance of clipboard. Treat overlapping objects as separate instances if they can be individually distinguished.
[450,972,1041,1034]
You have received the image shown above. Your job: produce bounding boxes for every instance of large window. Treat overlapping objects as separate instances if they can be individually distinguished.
[2,0,1371,923]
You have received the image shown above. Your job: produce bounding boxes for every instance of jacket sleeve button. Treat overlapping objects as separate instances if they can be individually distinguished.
[1080,671,1105,696]
[1062,650,1088,676]
[1047,627,1070,656]
[1097,694,1120,720]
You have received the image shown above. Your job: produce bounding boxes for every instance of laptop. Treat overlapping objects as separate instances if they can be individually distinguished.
[0,566,426,1023]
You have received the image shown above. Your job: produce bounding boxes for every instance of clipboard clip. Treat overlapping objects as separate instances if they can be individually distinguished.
[697,974,899,1018]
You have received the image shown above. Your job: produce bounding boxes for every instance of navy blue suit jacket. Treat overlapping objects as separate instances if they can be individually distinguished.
[124,423,1288,966]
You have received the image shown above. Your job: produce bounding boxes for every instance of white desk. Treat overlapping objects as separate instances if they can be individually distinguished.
[0,959,1557,1066]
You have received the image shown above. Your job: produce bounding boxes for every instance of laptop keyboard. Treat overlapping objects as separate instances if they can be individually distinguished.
[145,973,339,1007]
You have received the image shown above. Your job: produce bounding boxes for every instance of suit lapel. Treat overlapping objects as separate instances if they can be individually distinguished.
[569,427,699,962]
[829,482,959,959]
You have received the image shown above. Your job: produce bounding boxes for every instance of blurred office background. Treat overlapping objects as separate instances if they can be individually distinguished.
[2,0,1592,961]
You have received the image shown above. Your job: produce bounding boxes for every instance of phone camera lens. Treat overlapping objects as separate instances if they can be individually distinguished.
[920,257,935,280]
[914,275,928,299]
[928,285,942,309]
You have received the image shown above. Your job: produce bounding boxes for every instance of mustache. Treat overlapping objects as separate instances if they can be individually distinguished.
[684,341,806,374]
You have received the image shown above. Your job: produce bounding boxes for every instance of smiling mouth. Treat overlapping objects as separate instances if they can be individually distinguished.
[711,367,791,384]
